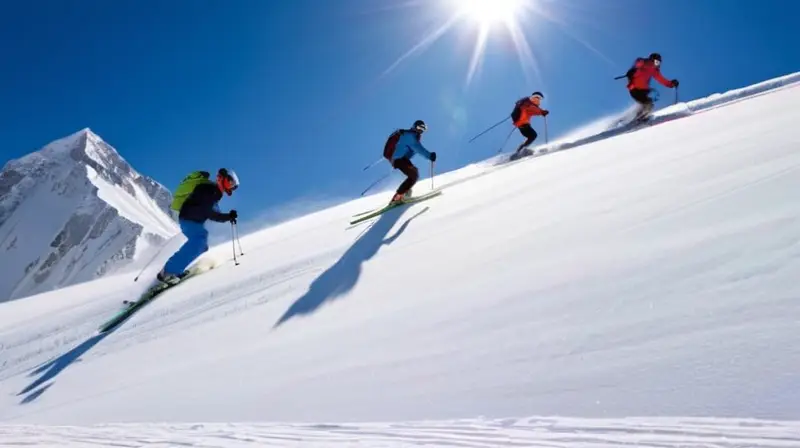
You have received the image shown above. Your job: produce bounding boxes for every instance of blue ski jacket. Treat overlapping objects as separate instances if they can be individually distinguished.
[392,130,434,162]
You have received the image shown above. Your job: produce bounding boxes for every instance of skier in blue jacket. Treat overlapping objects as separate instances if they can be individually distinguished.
[382,119,437,203]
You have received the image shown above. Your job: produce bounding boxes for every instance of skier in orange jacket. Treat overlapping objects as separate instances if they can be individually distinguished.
[510,91,549,154]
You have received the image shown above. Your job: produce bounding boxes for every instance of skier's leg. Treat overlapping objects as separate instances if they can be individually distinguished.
[392,157,419,200]
[514,124,537,152]
[629,89,653,120]
[162,220,209,276]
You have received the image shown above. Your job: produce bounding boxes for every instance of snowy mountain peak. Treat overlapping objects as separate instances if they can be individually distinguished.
[0,128,178,302]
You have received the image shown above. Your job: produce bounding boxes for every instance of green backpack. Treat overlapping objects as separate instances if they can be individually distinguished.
[170,171,214,212]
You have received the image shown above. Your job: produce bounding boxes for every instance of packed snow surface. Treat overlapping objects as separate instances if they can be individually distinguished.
[1,73,799,446]
[3,417,800,447]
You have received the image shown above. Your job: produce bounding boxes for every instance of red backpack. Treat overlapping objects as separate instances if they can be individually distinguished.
[383,129,405,161]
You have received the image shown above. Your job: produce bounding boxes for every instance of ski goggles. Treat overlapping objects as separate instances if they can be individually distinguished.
[217,169,240,195]
[414,122,427,132]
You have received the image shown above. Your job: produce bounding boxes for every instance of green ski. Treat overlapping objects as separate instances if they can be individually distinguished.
[350,190,442,225]
[97,264,212,333]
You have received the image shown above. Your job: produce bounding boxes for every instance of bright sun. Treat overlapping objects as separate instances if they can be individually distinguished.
[382,0,603,88]
[457,0,523,28]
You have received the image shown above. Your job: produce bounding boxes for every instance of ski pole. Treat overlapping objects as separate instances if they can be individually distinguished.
[675,86,679,104]
[362,157,384,171]
[468,116,508,143]
[231,222,239,266]
[133,234,177,282]
[233,222,244,256]
[496,127,515,153]
[361,171,390,196]
[430,160,435,190]
[237,224,244,255]
[544,116,549,144]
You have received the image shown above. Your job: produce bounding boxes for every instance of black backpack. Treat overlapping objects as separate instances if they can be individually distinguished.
[626,57,646,82]
[510,97,529,123]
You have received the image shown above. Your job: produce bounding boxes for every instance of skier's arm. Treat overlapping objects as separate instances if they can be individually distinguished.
[207,209,231,223]
[207,203,231,223]
[535,105,549,116]
[525,103,549,117]
[410,140,433,160]
[653,69,674,88]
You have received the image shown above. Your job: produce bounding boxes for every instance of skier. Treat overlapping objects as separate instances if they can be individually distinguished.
[382,119,437,204]
[511,91,549,154]
[624,52,679,121]
[157,168,239,285]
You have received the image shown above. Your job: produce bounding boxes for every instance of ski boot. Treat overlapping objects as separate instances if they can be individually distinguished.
[389,189,412,204]
[156,269,188,286]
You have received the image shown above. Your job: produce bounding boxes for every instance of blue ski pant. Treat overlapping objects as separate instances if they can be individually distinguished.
[163,219,209,275]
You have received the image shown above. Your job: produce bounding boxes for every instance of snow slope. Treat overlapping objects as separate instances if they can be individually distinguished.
[3,417,799,447]
[0,128,178,301]
[1,74,799,446]
[511,71,800,160]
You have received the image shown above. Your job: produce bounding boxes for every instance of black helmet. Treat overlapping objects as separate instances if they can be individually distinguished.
[649,52,662,62]
[412,119,427,133]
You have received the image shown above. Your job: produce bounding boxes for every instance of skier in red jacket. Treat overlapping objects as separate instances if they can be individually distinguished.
[625,53,679,121]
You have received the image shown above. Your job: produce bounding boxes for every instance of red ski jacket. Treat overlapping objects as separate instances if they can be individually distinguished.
[628,59,672,91]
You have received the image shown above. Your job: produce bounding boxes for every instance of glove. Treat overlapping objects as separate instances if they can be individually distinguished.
[228,209,238,223]
[671,79,679,87]
[541,109,550,116]
[430,152,437,162]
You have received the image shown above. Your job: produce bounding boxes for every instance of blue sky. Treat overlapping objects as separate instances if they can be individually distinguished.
[1,0,798,222]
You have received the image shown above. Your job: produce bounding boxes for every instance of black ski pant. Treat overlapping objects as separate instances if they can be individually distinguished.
[629,88,654,119]
[392,157,419,196]
[515,123,538,152]
[629,88,653,105]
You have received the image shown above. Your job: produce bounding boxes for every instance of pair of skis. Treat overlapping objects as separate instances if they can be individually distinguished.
[350,189,442,225]
[96,264,212,334]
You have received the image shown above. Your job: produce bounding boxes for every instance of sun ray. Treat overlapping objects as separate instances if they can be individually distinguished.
[380,14,461,79]
[465,25,491,85]
[525,1,616,66]
[506,19,543,88]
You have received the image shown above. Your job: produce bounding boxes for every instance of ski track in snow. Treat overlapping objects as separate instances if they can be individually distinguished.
[2,417,800,447]
[1,73,800,443]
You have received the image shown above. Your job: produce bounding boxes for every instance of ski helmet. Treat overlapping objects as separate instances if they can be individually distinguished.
[530,91,544,101]
[412,119,427,133]
[649,52,662,62]
[216,168,240,196]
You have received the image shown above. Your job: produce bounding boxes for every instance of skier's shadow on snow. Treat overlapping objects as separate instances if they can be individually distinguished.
[273,205,429,328]
[18,332,111,404]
